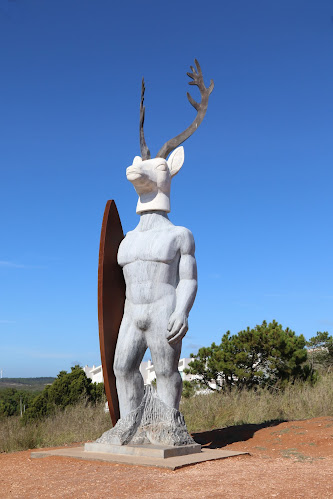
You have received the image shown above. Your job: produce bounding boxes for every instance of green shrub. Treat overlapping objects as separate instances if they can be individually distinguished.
[0,388,38,417]
[22,366,105,422]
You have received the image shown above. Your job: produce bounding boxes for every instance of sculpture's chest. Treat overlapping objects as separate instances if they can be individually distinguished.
[118,230,179,266]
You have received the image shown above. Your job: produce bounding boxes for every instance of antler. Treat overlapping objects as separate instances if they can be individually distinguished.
[139,78,151,160]
[156,59,214,159]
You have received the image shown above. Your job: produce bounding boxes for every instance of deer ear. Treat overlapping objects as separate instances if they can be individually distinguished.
[167,146,184,177]
[132,156,142,165]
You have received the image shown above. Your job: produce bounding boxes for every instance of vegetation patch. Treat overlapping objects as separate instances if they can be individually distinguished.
[0,378,55,391]
[1,323,332,454]
[184,321,317,393]
[0,400,110,453]
[180,373,333,433]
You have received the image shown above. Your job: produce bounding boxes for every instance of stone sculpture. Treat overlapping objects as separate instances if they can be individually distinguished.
[95,60,214,447]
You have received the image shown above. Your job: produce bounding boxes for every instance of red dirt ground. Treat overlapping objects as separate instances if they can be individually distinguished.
[0,416,332,498]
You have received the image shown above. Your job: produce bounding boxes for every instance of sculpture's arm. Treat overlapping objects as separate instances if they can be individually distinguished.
[167,230,197,345]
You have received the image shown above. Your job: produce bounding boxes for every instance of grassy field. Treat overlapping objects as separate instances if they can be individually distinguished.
[0,378,55,392]
[181,372,333,432]
[1,373,332,453]
[0,400,110,453]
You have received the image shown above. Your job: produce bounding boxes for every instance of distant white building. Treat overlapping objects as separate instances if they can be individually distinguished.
[83,364,103,383]
[83,358,195,385]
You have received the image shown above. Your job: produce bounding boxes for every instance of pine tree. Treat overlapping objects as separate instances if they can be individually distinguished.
[185,320,312,391]
[307,331,333,372]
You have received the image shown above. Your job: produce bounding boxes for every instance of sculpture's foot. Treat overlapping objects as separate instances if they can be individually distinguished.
[95,386,194,447]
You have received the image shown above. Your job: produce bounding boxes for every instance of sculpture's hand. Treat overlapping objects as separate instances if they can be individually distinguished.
[167,312,188,345]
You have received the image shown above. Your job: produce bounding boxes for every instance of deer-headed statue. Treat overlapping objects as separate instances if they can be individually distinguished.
[96,60,214,448]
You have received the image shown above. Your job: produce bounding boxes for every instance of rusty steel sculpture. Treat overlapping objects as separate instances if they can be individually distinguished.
[94,60,214,449]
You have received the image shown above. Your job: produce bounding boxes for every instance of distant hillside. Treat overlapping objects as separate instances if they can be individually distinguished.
[0,377,55,391]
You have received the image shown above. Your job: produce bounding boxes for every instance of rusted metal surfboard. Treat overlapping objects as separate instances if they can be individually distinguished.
[98,200,125,426]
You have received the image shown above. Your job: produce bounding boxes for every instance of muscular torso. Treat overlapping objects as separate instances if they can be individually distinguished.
[117,224,182,305]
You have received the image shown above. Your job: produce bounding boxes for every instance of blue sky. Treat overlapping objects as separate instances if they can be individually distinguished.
[0,0,332,377]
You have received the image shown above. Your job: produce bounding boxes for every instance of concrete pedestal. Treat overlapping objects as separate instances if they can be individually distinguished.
[31,445,248,470]
[84,441,201,458]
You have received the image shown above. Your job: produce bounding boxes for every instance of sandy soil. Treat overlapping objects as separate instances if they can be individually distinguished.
[0,416,332,498]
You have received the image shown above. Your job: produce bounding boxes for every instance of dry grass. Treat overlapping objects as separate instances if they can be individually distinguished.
[1,374,332,453]
[181,373,333,432]
[0,400,110,453]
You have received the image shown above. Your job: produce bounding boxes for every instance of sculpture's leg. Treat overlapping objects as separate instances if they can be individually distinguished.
[147,323,182,410]
[114,316,147,419]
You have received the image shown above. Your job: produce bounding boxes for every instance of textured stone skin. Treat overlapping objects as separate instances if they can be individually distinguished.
[96,386,196,447]
[96,147,197,447]
[115,209,197,418]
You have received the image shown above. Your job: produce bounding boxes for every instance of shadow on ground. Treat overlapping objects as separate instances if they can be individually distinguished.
[192,420,286,449]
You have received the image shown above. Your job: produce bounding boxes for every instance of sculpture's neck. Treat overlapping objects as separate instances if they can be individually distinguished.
[137,211,171,231]
[136,190,170,215]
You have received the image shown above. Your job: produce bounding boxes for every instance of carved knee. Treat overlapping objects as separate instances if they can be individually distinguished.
[155,365,180,381]
[114,357,142,382]
[113,357,129,379]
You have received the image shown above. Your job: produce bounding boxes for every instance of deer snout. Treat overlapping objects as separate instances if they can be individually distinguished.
[126,165,142,182]
[126,165,157,194]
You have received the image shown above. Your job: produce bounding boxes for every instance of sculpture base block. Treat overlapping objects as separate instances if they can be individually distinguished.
[31,446,249,470]
[84,441,201,458]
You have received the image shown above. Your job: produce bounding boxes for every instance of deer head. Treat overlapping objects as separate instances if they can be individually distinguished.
[127,60,214,214]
